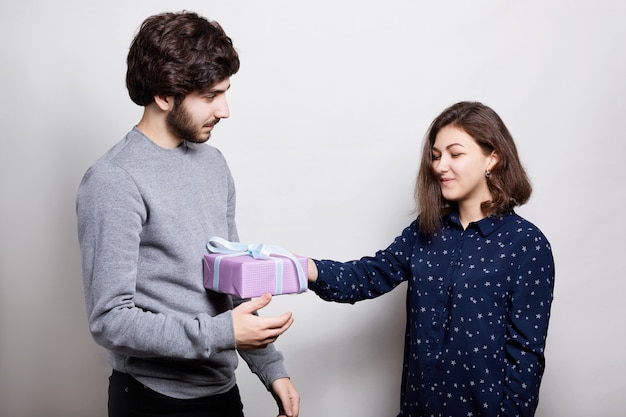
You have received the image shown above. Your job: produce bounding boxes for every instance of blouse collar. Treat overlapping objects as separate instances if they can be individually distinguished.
[447,210,514,237]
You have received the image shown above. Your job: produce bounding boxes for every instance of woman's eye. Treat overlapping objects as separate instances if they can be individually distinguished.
[431,155,441,161]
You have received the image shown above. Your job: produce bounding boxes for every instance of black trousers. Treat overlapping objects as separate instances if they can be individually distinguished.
[108,370,245,417]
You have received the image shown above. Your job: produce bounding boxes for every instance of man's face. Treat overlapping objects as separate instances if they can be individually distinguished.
[166,78,231,143]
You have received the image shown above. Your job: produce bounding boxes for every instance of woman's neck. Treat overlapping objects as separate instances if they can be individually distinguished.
[458,202,489,229]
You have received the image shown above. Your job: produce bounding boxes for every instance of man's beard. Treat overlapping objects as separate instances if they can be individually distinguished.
[166,101,215,144]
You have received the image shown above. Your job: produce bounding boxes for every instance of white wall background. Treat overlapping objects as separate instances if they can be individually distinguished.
[1,1,625,416]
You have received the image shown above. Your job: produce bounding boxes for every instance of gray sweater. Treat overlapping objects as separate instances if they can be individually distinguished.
[76,127,287,399]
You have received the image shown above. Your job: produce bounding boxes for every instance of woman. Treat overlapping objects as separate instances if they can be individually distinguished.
[307,101,554,417]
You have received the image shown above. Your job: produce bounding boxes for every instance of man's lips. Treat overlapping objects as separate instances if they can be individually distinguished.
[204,119,220,129]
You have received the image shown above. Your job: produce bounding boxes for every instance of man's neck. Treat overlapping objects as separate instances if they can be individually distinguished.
[136,105,182,149]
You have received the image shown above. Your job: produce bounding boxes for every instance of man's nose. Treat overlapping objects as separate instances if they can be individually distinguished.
[214,96,230,119]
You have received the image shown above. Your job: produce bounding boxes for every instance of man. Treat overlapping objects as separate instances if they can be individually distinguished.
[76,11,299,417]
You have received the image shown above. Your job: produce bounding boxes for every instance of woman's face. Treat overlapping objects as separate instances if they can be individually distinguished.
[431,125,496,207]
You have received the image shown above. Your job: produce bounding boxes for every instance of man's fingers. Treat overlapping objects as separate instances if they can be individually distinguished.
[257,314,294,345]
[232,294,295,350]
[263,312,293,330]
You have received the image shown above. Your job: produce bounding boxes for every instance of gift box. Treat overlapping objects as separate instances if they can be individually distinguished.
[203,237,308,298]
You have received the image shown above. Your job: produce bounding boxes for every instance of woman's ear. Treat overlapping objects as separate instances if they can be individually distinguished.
[488,151,499,171]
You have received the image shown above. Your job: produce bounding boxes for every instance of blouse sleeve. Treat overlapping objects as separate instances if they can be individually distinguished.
[309,221,418,304]
[500,229,555,416]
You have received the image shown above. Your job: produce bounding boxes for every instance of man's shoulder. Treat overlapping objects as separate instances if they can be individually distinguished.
[78,131,144,187]
[89,130,140,166]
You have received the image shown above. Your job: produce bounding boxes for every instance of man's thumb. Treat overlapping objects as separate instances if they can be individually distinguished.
[246,293,272,313]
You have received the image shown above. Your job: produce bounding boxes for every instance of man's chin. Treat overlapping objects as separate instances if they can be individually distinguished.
[185,133,211,144]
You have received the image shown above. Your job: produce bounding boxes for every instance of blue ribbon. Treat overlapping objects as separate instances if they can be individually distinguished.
[206,236,307,295]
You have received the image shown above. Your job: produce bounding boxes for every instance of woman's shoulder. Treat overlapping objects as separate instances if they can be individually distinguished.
[501,211,551,246]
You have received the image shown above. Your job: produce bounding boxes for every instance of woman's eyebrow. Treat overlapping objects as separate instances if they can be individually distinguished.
[446,143,465,149]
[432,142,464,152]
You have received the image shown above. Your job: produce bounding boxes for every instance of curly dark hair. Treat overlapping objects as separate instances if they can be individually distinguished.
[126,11,240,106]
[415,101,532,235]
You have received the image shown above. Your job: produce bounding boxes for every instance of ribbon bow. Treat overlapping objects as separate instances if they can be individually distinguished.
[206,236,307,295]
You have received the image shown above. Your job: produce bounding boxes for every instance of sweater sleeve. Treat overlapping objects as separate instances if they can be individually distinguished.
[238,347,289,389]
[309,222,417,303]
[76,162,234,360]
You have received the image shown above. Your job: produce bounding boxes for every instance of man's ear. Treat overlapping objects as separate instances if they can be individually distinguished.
[154,95,174,111]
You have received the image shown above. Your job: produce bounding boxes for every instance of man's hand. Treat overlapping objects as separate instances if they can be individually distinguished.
[232,293,293,349]
[271,377,300,417]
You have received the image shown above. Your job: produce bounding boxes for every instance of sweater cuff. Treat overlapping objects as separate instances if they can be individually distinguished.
[207,310,236,355]
[239,347,288,390]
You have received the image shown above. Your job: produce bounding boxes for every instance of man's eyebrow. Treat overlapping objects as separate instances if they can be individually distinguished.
[199,84,230,96]
[209,84,231,94]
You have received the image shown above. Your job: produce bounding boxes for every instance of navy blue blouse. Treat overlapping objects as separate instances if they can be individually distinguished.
[310,211,554,417]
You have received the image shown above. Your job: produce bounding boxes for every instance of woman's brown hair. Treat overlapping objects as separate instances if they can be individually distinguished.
[415,101,532,235]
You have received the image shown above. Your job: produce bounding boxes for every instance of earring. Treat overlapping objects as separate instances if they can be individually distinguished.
[485,170,491,179]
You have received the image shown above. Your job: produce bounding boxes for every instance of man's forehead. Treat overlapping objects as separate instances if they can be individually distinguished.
[203,79,231,93]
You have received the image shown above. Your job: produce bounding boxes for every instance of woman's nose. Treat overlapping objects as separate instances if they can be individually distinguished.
[434,155,449,172]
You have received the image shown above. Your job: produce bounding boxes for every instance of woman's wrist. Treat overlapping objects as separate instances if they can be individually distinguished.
[307,258,318,282]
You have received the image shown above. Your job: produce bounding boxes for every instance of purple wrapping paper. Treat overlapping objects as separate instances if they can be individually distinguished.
[203,253,308,298]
